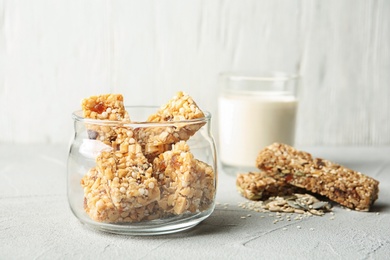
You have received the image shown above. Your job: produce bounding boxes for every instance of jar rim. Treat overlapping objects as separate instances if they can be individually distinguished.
[72,105,211,127]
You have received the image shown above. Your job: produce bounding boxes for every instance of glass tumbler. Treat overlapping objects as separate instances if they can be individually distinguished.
[218,71,299,175]
[67,106,217,235]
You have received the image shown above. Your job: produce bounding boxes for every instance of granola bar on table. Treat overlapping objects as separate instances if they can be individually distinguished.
[256,143,379,211]
[236,172,305,201]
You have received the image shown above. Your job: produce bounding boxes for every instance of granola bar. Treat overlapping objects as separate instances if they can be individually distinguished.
[256,143,379,211]
[81,94,130,145]
[136,91,206,159]
[81,128,162,223]
[147,91,205,122]
[236,172,304,200]
[81,94,129,121]
[81,167,161,222]
[153,141,215,215]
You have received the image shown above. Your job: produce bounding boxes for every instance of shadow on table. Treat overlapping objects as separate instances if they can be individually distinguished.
[83,207,245,239]
[370,202,389,213]
[135,207,245,240]
[186,208,244,236]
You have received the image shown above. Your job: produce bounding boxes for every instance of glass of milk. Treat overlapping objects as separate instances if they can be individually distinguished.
[218,71,300,175]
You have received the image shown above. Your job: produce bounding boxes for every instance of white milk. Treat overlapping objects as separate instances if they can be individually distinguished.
[218,94,297,168]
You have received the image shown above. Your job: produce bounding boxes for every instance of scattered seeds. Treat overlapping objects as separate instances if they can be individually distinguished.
[238,193,335,227]
[239,193,332,216]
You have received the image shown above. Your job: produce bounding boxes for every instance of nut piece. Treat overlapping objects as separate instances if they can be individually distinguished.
[256,143,380,211]
[153,141,215,215]
[81,94,130,145]
[236,172,305,200]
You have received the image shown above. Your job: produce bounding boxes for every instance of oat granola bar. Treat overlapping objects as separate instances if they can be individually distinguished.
[136,91,206,159]
[256,143,379,211]
[236,172,304,200]
[147,91,205,122]
[81,128,162,223]
[81,94,130,145]
[153,141,215,215]
[81,168,161,222]
[82,94,129,121]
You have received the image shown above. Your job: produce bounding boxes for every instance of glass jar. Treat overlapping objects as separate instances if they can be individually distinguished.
[67,106,217,235]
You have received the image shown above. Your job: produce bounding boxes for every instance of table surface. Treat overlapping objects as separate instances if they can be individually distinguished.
[1,144,389,259]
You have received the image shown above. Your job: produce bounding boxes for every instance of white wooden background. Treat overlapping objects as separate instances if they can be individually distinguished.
[0,0,389,145]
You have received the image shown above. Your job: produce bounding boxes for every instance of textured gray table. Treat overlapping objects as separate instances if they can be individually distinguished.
[1,144,389,259]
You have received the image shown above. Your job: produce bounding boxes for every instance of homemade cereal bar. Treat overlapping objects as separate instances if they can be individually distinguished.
[136,91,206,159]
[147,91,205,122]
[153,141,215,215]
[81,127,162,223]
[81,94,130,145]
[236,172,304,201]
[95,146,160,210]
[256,143,379,211]
[81,94,129,121]
[81,168,162,222]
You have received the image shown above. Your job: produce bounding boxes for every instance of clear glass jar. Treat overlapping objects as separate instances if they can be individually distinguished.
[67,106,217,235]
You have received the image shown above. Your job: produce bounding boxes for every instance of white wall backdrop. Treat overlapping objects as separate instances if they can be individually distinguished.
[0,0,389,145]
